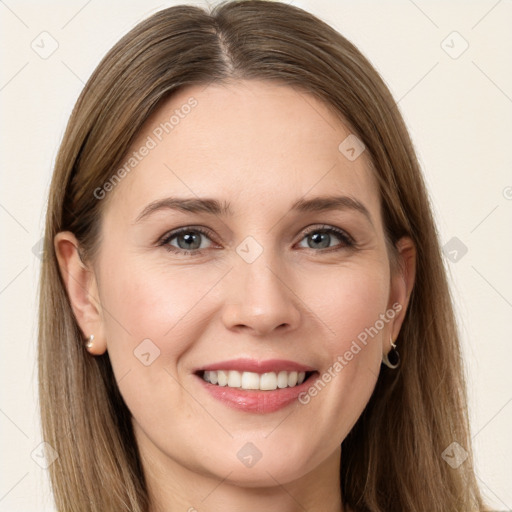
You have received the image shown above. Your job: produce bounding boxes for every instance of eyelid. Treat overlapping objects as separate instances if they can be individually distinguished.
[157,223,356,256]
[157,225,218,248]
[299,224,355,246]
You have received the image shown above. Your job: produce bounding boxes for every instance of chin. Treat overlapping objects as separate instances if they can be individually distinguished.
[193,446,316,488]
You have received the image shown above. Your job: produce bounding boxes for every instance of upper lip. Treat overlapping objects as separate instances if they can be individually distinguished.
[194,358,316,374]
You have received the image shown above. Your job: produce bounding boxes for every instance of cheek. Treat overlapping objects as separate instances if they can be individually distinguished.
[294,263,390,440]
[98,252,219,348]
[308,261,390,353]
[96,253,224,404]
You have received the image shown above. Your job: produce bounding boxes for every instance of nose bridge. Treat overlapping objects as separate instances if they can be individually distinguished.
[240,245,282,299]
[222,235,300,335]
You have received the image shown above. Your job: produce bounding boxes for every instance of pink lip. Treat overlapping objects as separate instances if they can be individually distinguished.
[195,358,316,374]
[195,372,318,413]
[192,358,319,414]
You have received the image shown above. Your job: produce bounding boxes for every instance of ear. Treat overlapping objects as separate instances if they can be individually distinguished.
[387,236,416,342]
[54,231,107,355]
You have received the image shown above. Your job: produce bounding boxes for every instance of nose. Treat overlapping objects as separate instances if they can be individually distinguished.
[221,253,301,337]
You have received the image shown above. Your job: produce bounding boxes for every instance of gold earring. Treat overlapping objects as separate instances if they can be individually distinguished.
[382,335,400,369]
[85,334,94,349]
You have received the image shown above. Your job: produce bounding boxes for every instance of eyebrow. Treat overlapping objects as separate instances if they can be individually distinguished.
[134,194,373,225]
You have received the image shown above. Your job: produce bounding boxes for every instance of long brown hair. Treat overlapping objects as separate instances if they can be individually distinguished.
[38,1,488,510]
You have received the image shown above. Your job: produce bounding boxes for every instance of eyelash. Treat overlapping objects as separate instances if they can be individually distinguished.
[157,225,356,257]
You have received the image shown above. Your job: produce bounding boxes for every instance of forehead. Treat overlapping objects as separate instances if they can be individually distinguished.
[102,79,380,222]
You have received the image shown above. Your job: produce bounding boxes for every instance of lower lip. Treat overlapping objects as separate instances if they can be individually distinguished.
[195,372,319,413]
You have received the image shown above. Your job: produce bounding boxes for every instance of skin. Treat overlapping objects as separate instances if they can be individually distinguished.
[56,80,416,512]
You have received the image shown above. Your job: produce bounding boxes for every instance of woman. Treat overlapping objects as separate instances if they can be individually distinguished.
[38,1,488,510]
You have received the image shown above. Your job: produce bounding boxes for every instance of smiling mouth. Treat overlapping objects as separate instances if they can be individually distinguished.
[197,370,317,391]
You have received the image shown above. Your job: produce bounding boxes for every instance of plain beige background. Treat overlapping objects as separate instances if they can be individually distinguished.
[0,0,511,510]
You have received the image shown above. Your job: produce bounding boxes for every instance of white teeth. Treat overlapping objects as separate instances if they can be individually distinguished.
[227,370,241,388]
[241,371,260,390]
[277,371,288,388]
[260,372,277,390]
[288,371,298,387]
[202,370,310,390]
[217,370,228,386]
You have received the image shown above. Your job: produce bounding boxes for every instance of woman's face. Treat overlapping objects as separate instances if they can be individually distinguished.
[73,80,411,490]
